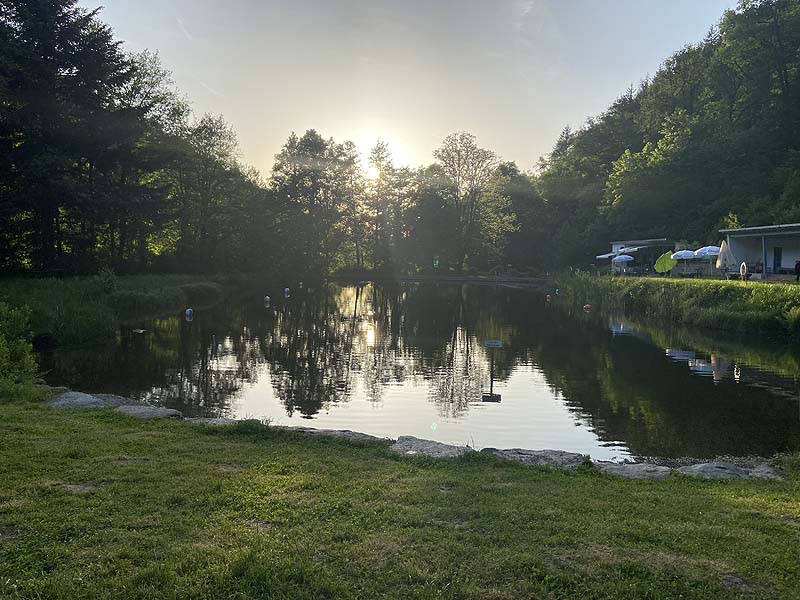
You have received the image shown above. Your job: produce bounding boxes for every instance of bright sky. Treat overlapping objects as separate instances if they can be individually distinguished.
[79,0,738,173]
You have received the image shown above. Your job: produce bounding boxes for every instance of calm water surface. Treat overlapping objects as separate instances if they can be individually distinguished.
[40,283,800,461]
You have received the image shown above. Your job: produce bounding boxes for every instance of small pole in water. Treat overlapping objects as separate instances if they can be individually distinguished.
[482,339,503,402]
[489,348,495,397]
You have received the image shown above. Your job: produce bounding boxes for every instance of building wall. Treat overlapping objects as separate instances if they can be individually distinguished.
[727,234,800,274]
[766,237,800,272]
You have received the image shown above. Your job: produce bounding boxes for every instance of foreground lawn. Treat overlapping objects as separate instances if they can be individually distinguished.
[1,402,798,599]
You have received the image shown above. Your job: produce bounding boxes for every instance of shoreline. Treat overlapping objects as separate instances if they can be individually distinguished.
[45,390,788,481]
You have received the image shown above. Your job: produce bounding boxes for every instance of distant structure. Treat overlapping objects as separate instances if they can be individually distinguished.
[595,238,678,274]
[721,223,800,280]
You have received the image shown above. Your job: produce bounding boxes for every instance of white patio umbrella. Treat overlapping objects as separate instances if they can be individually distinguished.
[695,245,721,276]
[671,249,698,276]
[694,245,721,258]
[611,254,635,264]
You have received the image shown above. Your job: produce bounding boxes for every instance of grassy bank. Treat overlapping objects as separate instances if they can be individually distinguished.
[0,272,251,347]
[559,273,800,338]
[0,399,797,599]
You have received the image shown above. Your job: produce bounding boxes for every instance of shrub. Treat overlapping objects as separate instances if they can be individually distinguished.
[0,303,38,398]
[179,282,224,307]
[558,272,800,339]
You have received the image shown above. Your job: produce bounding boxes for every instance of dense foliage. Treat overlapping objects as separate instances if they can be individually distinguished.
[0,302,36,396]
[2,0,799,275]
[539,0,800,264]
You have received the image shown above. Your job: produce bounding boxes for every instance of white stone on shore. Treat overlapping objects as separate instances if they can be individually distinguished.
[45,392,112,409]
[116,405,182,419]
[185,417,239,426]
[45,391,142,408]
[677,462,750,479]
[481,448,587,469]
[284,426,389,443]
[595,462,673,480]
[390,436,472,458]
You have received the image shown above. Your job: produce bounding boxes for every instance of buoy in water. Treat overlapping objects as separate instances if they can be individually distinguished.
[283,287,290,299]
[546,294,552,303]
[185,308,193,318]
[264,295,271,307]
[583,303,592,313]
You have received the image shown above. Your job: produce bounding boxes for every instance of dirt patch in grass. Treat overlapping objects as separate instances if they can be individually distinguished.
[719,573,759,593]
[216,462,243,473]
[0,525,22,543]
[245,518,282,531]
[55,481,113,494]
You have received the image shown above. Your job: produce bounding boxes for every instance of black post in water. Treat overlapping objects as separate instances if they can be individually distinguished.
[489,348,494,396]
[482,339,502,402]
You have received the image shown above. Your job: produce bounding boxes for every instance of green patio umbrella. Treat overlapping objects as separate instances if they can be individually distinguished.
[654,250,678,273]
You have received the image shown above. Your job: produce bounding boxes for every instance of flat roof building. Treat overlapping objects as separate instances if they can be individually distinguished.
[720,223,800,278]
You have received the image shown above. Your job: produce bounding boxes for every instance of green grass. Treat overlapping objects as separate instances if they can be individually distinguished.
[560,273,800,338]
[0,273,249,347]
[1,397,799,599]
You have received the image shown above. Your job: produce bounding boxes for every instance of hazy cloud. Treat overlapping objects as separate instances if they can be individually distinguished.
[199,80,226,99]
[176,16,194,41]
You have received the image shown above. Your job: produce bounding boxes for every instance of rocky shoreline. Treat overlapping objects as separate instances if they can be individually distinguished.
[44,391,786,481]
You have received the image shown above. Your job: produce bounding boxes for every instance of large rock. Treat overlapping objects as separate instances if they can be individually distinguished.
[93,394,143,407]
[45,391,141,409]
[596,462,673,480]
[116,405,182,419]
[678,462,750,479]
[185,417,239,426]
[749,463,783,480]
[284,426,389,443]
[481,448,587,469]
[390,436,472,458]
[45,392,111,409]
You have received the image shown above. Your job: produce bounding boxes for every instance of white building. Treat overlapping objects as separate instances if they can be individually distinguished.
[720,223,800,278]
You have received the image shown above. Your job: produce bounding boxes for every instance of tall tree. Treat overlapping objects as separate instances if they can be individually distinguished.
[433,132,499,269]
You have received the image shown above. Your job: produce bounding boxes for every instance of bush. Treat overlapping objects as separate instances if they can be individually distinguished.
[558,272,800,338]
[0,303,38,398]
[179,282,224,307]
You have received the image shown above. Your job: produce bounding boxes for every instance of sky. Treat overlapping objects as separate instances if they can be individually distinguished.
[79,0,739,173]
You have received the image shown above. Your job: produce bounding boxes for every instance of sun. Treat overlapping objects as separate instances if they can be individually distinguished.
[366,165,380,180]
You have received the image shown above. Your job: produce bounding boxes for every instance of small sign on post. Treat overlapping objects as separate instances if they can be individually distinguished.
[482,340,503,402]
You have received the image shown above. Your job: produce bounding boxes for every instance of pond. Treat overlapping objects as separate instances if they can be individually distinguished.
[39,282,800,461]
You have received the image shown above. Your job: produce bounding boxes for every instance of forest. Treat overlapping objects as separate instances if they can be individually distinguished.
[2,0,800,277]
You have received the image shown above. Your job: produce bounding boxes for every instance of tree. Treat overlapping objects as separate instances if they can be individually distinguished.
[270,130,362,275]
[0,0,134,271]
[433,132,499,269]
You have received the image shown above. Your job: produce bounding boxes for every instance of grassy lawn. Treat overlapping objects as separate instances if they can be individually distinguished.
[1,398,798,599]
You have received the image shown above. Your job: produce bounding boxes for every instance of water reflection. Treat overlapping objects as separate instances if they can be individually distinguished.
[39,283,800,459]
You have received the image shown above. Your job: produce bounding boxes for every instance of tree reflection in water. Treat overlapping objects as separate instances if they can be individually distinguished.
[38,282,800,457]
